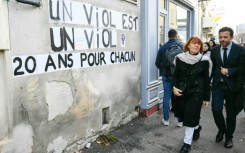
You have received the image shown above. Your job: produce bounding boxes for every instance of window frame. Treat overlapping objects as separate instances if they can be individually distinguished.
[168,1,192,43]
[158,0,168,47]
[123,0,138,5]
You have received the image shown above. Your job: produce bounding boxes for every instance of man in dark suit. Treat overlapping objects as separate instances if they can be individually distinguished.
[210,27,244,149]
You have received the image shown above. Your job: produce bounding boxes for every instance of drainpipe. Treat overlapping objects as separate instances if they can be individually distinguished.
[16,0,41,7]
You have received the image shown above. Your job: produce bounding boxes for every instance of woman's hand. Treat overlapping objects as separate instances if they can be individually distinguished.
[173,86,183,96]
[203,101,209,107]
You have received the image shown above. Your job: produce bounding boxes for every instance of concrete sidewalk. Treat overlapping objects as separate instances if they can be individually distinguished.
[82,107,245,153]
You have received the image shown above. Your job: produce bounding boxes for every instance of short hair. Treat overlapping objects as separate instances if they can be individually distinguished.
[183,36,203,53]
[168,29,177,38]
[219,27,234,37]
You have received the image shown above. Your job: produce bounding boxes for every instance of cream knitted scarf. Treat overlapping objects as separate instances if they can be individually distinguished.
[174,51,213,76]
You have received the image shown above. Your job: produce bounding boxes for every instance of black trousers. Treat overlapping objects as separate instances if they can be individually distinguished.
[211,82,237,139]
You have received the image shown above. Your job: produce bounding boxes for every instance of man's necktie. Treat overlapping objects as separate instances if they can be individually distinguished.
[223,48,228,65]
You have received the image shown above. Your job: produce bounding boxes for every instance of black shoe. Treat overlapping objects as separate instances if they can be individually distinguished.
[180,143,191,153]
[224,139,233,149]
[193,125,202,140]
[216,131,224,142]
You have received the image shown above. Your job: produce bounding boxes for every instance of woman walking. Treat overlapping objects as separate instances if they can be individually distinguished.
[172,36,212,153]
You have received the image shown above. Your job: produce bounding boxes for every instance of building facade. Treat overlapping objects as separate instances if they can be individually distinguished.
[0,0,199,152]
[235,23,245,43]
[141,0,199,116]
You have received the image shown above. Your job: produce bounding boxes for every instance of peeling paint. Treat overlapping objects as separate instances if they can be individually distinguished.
[2,123,33,153]
[69,75,98,118]
[69,89,96,119]
[46,81,73,121]
[47,136,68,153]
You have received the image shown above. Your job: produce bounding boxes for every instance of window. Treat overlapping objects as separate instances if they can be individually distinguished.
[169,2,188,43]
[159,0,165,9]
[159,0,167,46]
[159,16,165,46]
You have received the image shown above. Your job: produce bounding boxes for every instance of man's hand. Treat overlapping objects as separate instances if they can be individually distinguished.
[221,67,228,76]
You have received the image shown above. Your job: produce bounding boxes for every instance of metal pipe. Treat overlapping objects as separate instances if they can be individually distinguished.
[16,0,41,7]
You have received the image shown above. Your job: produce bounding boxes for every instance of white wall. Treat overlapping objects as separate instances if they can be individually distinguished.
[0,0,141,152]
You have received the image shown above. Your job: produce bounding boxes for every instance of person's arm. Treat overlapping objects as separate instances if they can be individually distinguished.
[224,46,243,77]
[172,58,179,87]
[172,58,183,96]
[226,67,238,77]
[235,50,245,114]
[203,61,211,102]
[236,50,245,91]
[210,48,216,80]
[155,48,162,69]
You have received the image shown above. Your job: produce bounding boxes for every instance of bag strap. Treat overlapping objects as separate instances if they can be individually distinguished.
[169,41,182,49]
[198,54,204,62]
[176,41,182,46]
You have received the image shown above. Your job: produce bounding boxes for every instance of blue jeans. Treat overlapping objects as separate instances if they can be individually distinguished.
[162,76,172,121]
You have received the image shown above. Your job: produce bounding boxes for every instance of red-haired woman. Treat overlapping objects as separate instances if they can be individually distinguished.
[172,36,212,153]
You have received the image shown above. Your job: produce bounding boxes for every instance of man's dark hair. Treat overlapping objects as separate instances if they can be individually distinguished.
[219,27,234,37]
[168,29,178,38]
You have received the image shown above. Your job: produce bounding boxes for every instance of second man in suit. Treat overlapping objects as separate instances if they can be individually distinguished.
[210,27,244,149]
